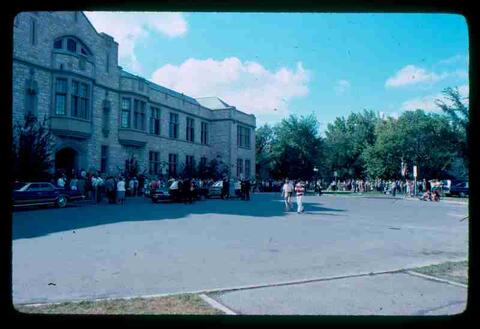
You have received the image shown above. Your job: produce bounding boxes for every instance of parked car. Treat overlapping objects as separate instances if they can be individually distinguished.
[447,181,469,197]
[150,185,171,203]
[12,182,85,208]
[207,180,241,198]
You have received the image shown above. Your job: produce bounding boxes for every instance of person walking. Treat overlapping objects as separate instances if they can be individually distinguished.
[116,177,126,204]
[245,178,251,201]
[281,178,294,210]
[295,180,305,214]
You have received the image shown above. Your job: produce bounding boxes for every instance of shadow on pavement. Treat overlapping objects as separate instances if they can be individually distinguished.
[12,194,344,240]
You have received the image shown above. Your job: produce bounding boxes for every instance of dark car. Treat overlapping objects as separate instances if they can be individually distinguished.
[447,181,469,197]
[150,182,172,203]
[12,182,85,208]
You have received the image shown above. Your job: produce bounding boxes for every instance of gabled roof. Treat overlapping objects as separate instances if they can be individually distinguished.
[195,97,233,110]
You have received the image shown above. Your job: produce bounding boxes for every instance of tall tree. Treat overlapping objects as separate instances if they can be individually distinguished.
[13,112,54,181]
[323,110,378,180]
[435,87,469,178]
[362,110,458,180]
[270,114,323,180]
[255,124,275,180]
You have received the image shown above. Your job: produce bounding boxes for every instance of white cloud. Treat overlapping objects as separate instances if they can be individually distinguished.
[385,65,448,88]
[151,57,310,121]
[437,54,468,66]
[400,85,469,113]
[334,80,350,95]
[401,94,444,112]
[84,12,187,74]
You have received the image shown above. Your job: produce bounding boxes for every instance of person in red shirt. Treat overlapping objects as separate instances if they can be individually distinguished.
[295,180,305,214]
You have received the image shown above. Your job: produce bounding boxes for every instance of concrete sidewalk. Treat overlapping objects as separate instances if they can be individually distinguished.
[207,271,467,315]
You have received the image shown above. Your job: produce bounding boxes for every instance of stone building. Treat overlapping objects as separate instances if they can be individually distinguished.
[12,11,256,179]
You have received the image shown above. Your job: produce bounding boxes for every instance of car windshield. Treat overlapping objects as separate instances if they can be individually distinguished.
[213,181,222,187]
[13,182,27,191]
[169,181,178,189]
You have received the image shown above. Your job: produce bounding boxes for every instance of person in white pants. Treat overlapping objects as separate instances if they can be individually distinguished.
[295,181,305,213]
[281,178,294,210]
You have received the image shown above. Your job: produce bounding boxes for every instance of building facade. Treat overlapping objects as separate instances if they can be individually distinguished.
[12,11,256,179]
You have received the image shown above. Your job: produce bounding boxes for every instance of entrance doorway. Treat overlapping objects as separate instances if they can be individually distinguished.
[55,147,77,177]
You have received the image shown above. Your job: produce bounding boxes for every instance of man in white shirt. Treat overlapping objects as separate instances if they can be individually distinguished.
[57,175,66,188]
[281,178,294,210]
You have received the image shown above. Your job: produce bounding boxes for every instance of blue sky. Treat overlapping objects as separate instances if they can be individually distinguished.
[85,12,469,130]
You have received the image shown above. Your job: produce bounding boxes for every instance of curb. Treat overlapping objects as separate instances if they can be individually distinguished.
[199,294,237,315]
[404,271,468,289]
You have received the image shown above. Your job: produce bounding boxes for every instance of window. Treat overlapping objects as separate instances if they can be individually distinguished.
[78,82,89,119]
[25,79,38,116]
[201,122,208,144]
[186,155,194,170]
[121,98,131,128]
[200,157,207,169]
[54,39,63,49]
[133,99,146,130]
[169,113,179,138]
[67,38,77,52]
[30,18,36,45]
[106,53,110,73]
[245,159,251,178]
[55,78,67,115]
[237,125,251,148]
[169,153,178,177]
[101,145,108,173]
[149,151,160,175]
[53,36,92,57]
[71,81,79,117]
[186,117,195,142]
[150,106,160,135]
[237,159,243,177]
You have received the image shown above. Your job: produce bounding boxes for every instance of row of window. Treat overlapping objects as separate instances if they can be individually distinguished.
[51,77,250,147]
[101,147,252,178]
[237,159,251,178]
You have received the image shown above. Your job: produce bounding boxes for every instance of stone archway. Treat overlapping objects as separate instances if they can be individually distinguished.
[55,147,78,176]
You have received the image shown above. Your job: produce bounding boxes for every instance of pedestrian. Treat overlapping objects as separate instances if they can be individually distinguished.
[391,180,396,197]
[69,176,78,191]
[133,176,139,196]
[57,174,66,188]
[281,178,294,210]
[295,180,305,214]
[116,176,126,204]
[245,178,251,201]
[128,177,135,197]
[222,177,229,199]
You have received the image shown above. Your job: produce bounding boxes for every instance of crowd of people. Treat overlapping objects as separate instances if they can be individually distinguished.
[52,169,255,205]
[327,178,442,201]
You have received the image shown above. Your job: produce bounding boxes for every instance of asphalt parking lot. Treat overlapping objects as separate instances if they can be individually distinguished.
[12,193,469,314]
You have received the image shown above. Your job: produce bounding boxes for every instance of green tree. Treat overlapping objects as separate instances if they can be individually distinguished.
[323,110,378,180]
[270,114,323,180]
[435,86,469,178]
[13,112,54,181]
[362,110,458,180]
[255,124,275,180]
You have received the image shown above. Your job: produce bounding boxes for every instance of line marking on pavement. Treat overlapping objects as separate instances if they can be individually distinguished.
[404,271,468,289]
[198,294,237,315]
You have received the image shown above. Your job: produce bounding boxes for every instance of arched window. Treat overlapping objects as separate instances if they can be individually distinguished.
[53,36,92,57]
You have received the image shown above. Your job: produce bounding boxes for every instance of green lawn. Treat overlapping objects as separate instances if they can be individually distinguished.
[15,293,224,315]
[410,260,468,285]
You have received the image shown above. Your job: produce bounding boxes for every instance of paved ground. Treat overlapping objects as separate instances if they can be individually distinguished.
[12,193,468,314]
[210,272,467,315]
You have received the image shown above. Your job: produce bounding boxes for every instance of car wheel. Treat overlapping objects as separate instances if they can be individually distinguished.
[56,195,67,208]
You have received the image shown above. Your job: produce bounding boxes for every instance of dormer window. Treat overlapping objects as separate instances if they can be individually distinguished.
[67,39,77,52]
[54,39,63,49]
[53,36,92,58]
